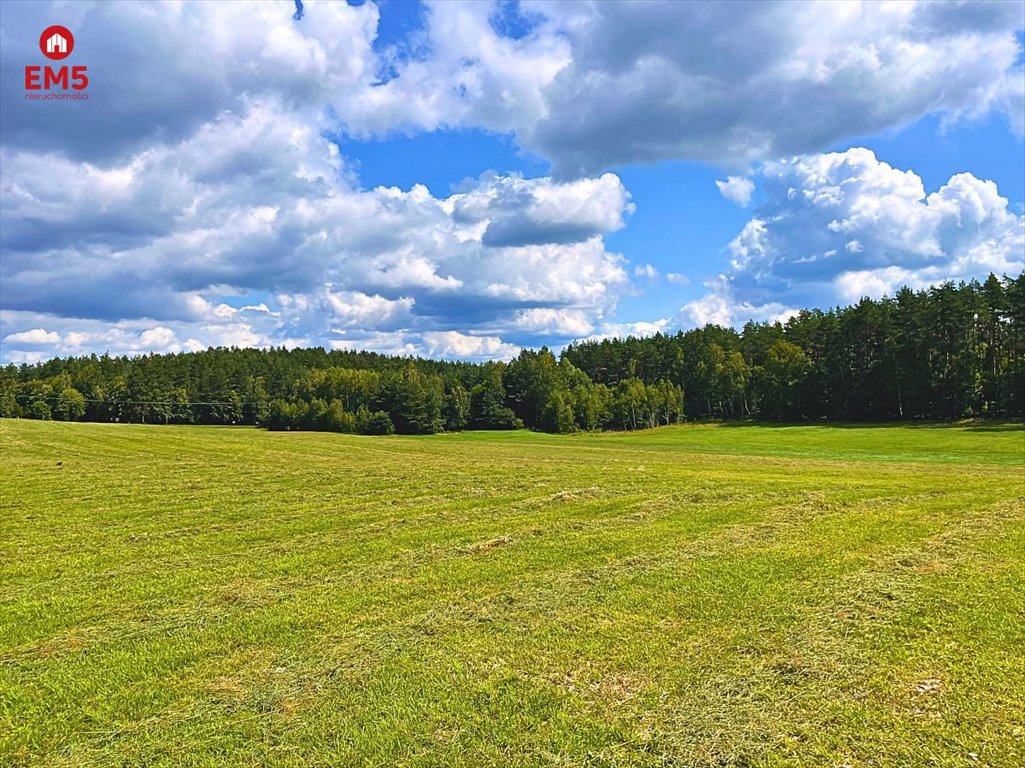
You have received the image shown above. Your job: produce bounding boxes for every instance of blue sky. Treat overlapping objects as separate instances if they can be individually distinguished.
[1,0,1023,362]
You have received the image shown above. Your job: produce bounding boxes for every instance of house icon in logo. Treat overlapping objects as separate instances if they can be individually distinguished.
[39,24,74,60]
[45,31,67,55]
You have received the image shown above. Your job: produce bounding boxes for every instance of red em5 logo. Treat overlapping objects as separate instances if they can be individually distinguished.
[25,25,89,95]
[41,25,74,59]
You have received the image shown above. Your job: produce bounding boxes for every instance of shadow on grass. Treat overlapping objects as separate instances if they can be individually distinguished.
[708,420,1024,432]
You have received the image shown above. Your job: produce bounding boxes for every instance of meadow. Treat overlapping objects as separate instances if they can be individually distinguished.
[1,419,1023,767]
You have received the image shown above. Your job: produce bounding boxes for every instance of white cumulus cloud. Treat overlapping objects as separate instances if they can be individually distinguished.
[3,328,61,346]
[681,148,1024,327]
[715,176,755,207]
[0,99,633,361]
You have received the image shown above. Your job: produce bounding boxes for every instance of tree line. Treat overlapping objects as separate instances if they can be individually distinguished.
[1,274,1021,433]
[565,273,1024,421]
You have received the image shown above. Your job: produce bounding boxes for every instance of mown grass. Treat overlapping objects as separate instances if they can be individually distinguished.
[1,419,1023,767]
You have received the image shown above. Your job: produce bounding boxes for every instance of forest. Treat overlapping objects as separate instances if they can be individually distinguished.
[1,273,1022,434]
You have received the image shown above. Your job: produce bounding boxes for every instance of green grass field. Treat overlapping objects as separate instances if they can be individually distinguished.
[1,420,1023,767]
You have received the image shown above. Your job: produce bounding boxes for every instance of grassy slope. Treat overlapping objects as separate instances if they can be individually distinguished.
[0,420,1023,767]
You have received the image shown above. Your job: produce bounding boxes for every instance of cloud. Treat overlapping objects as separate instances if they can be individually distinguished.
[0,0,382,162]
[524,1,1025,174]
[681,286,798,329]
[325,329,520,362]
[339,1,570,140]
[323,291,416,331]
[0,305,330,364]
[682,292,732,328]
[681,148,1024,327]
[665,272,690,285]
[138,326,177,349]
[420,330,519,360]
[452,172,633,247]
[834,267,918,303]
[508,308,594,337]
[0,98,632,362]
[7,1,1019,176]
[633,263,658,280]
[3,1,1022,362]
[302,1,1023,176]
[583,318,672,342]
[715,176,755,207]
[3,328,61,346]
